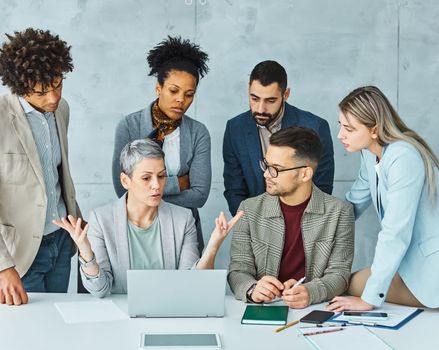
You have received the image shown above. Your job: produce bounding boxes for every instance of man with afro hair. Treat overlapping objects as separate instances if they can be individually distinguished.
[0,28,82,305]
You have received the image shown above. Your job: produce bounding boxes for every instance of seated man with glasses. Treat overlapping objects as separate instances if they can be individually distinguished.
[228,127,355,308]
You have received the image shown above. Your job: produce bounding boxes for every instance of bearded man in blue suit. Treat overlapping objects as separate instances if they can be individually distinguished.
[223,60,335,215]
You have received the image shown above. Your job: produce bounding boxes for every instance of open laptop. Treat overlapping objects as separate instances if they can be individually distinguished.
[127,269,227,318]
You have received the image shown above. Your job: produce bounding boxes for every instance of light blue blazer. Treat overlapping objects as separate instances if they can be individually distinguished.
[347,141,439,307]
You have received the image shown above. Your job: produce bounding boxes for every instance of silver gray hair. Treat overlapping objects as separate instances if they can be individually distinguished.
[120,138,165,177]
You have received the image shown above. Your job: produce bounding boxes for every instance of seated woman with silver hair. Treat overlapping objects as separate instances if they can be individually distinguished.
[54,139,243,298]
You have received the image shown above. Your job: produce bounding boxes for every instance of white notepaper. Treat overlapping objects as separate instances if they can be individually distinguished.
[299,325,393,350]
[55,300,128,324]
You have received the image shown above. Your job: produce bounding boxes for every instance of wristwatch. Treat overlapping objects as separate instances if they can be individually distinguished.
[78,253,97,268]
[246,283,257,302]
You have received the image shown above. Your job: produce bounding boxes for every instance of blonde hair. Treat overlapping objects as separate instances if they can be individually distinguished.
[339,86,439,200]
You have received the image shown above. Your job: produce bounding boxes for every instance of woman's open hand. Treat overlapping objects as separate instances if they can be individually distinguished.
[208,210,244,249]
[53,215,93,260]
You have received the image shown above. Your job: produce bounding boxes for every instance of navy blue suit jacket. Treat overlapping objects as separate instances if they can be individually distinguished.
[223,102,334,215]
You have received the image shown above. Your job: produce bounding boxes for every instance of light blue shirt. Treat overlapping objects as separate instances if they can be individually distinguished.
[19,97,67,235]
[346,141,439,307]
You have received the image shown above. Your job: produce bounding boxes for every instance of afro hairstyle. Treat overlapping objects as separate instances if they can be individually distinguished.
[0,27,73,96]
[147,36,209,85]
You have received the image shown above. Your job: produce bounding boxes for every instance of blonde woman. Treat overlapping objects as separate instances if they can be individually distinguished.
[328,86,439,311]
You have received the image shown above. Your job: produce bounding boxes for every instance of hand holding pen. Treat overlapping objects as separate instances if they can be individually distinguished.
[282,276,309,309]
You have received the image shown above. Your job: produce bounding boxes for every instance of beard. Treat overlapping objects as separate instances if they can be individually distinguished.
[265,177,300,197]
[252,99,284,127]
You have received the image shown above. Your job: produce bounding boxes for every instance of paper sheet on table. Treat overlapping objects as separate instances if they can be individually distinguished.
[299,325,393,350]
[333,304,419,327]
[55,300,128,324]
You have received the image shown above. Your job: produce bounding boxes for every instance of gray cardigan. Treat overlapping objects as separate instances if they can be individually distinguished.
[112,105,212,209]
[81,194,199,298]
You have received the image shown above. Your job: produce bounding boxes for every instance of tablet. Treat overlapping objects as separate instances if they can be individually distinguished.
[140,333,221,349]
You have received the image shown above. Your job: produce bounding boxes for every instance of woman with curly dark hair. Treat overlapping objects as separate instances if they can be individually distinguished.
[0,28,82,305]
[112,36,211,253]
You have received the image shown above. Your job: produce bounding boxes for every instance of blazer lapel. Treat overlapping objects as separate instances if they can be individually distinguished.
[281,103,299,127]
[158,202,176,269]
[114,194,130,292]
[301,185,326,276]
[8,95,45,189]
[54,107,68,168]
[243,115,264,183]
[140,106,154,138]
[262,195,285,277]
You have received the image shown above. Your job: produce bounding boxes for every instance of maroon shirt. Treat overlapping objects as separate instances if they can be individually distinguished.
[277,197,310,283]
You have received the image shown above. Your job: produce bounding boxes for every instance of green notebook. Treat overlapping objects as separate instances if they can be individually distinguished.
[241,305,289,325]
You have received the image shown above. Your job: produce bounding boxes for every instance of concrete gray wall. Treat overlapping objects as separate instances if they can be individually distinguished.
[1,0,438,292]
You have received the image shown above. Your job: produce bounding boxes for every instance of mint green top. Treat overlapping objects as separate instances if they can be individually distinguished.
[127,215,164,270]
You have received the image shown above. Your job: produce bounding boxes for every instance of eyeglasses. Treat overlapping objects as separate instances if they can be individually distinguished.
[259,158,307,178]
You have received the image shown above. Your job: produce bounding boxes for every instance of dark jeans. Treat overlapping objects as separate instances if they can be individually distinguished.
[21,228,73,293]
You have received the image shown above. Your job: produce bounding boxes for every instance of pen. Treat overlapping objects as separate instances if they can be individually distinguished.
[275,319,300,333]
[304,328,345,336]
[292,276,306,290]
[299,323,348,329]
[348,320,377,326]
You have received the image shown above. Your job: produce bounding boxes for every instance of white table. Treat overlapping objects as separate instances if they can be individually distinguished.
[0,293,437,350]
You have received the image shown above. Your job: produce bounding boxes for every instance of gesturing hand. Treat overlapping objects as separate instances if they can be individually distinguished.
[53,215,93,261]
[208,210,244,249]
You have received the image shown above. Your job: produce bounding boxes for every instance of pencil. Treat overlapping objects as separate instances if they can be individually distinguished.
[275,319,300,333]
[304,328,345,336]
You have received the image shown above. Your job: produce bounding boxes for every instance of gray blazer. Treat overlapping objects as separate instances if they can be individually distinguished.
[81,194,200,298]
[0,94,81,276]
[112,105,211,209]
[228,185,355,305]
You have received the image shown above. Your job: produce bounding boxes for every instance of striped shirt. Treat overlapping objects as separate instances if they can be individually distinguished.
[19,97,67,235]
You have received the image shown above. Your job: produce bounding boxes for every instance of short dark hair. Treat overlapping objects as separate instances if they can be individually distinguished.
[147,36,209,86]
[249,60,287,92]
[0,28,73,96]
[270,126,322,165]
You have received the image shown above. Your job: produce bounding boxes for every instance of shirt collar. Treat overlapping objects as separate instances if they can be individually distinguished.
[256,102,285,133]
[18,97,53,118]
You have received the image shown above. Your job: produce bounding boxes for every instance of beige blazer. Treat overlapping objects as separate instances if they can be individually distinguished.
[228,185,355,305]
[0,93,81,276]
[81,194,200,298]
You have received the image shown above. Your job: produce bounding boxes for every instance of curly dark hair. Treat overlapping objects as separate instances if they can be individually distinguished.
[147,36,209,86]
[0,28,73,96]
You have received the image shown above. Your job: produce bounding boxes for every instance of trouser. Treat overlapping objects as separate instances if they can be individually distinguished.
[21,228,73,293]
